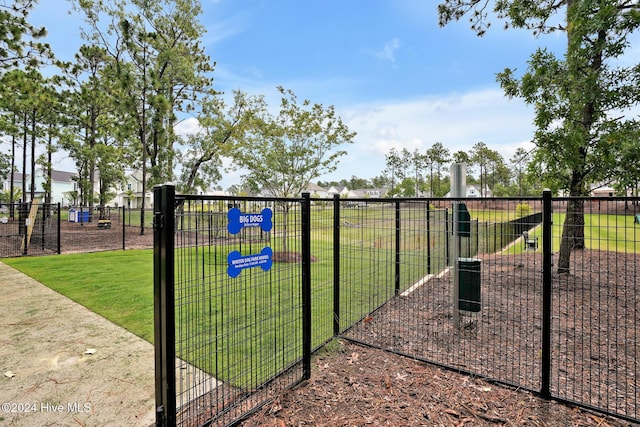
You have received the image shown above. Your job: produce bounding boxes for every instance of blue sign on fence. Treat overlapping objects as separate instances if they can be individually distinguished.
[227,247,273,278]
[227,207,273,235]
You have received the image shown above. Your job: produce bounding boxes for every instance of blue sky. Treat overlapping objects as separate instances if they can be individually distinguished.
[25,0,572,189]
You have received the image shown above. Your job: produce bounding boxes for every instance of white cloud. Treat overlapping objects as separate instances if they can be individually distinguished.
[174,117,203,137]
[374,38,401,63]
[201,12,249,47]
[319,87,536,182]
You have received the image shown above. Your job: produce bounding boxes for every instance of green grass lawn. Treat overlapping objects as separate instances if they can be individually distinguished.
[3,250,155,342]
[501,213,637,254]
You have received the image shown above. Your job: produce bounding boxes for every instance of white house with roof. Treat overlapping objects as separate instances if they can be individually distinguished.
[326,185,349,198]
[108,169,153,209]
[346,188,389,199]
[304,182,330,198]
[3,169,78,205]
[445,184,493,198]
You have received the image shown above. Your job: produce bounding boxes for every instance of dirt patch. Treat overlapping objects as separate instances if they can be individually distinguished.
[58,220,154,253]
[0,262,155,426]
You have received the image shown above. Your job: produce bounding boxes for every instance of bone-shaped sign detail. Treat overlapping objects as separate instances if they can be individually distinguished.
[227,207,273,235]
[227,247,273,278]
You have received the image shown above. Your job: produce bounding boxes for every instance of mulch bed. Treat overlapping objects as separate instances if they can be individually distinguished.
[244,249,639,427]
[245,340,635,426]
[58,220,154,252]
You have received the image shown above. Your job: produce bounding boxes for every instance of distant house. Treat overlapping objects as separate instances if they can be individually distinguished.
[590,183,617,197]
[346,188,389,198]
[3,169,78,205]
[327,185,349,198]
[109,170,152,209]
[445,184,493,198]
[304,182,329,198]
[256,182,331,198]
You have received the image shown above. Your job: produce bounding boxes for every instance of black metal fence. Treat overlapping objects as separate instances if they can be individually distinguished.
[154,187,640,426]
[340,194,639,424]
[0,202,60,257]
[154,186,311,427]
[0,204,154,257]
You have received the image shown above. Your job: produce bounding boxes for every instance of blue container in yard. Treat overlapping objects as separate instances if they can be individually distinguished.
[68,208,90,223]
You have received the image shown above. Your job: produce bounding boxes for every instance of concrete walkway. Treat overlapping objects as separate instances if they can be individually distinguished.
[0,262,155,427]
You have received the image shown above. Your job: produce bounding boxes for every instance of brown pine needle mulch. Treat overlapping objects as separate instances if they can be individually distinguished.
[244,340,636,427]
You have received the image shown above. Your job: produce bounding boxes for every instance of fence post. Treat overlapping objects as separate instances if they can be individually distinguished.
[153,184,176,427]
[122,206,126,251]
[301,193,312,380]
[395,200,401,296]
[57,203,61,254]
[541,190,552,399]
[426,203,431,275]
[333,194,341,336]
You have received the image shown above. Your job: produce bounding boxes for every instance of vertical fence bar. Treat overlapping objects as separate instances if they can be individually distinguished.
[153,184,176,427]
[445,207,450,265]
[541,190,552,399]
[122,206,126,251]
[301,193,312,380]
[333,194,341,336]
[56,203,61,254]
[20,202,27,255]
[395,200,401,295]
[426,203,431,275]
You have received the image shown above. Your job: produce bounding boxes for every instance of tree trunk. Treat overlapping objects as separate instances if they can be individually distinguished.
[21,113,27,202]
[30,108,36,202]
[88,107,97,223]
[557,197,585,273]
[140,146,147,236]
[556,0,596,274]
[10,118,16,218]
[46,128,52,207]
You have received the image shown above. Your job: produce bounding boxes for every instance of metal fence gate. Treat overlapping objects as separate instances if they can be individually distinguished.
[153,185,311,427]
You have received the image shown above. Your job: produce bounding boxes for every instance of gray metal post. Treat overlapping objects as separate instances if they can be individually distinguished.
[450,163,466,330]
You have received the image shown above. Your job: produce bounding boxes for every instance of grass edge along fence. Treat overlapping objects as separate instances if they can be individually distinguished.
[153,187,640,427]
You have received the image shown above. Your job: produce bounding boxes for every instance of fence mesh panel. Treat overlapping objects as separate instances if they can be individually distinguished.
[308,199,336,349]
[550,198,639,419]
[167,196,306,427]
[0,202,60,257]
[155,192,639,425]
[342,198,545,391]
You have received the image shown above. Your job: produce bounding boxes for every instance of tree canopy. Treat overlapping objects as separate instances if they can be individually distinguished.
[231,86,356,198]
[0,0,51,69]
[439,0,640,272]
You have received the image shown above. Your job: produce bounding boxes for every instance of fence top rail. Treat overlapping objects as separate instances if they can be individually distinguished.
[170,192,640,204]
[174,193,307,203]
[550,195,640,202]
[307,195,639,203]
[313,196,547,203]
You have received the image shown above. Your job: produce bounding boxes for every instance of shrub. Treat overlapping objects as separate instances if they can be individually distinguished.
[516,203,531,217]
